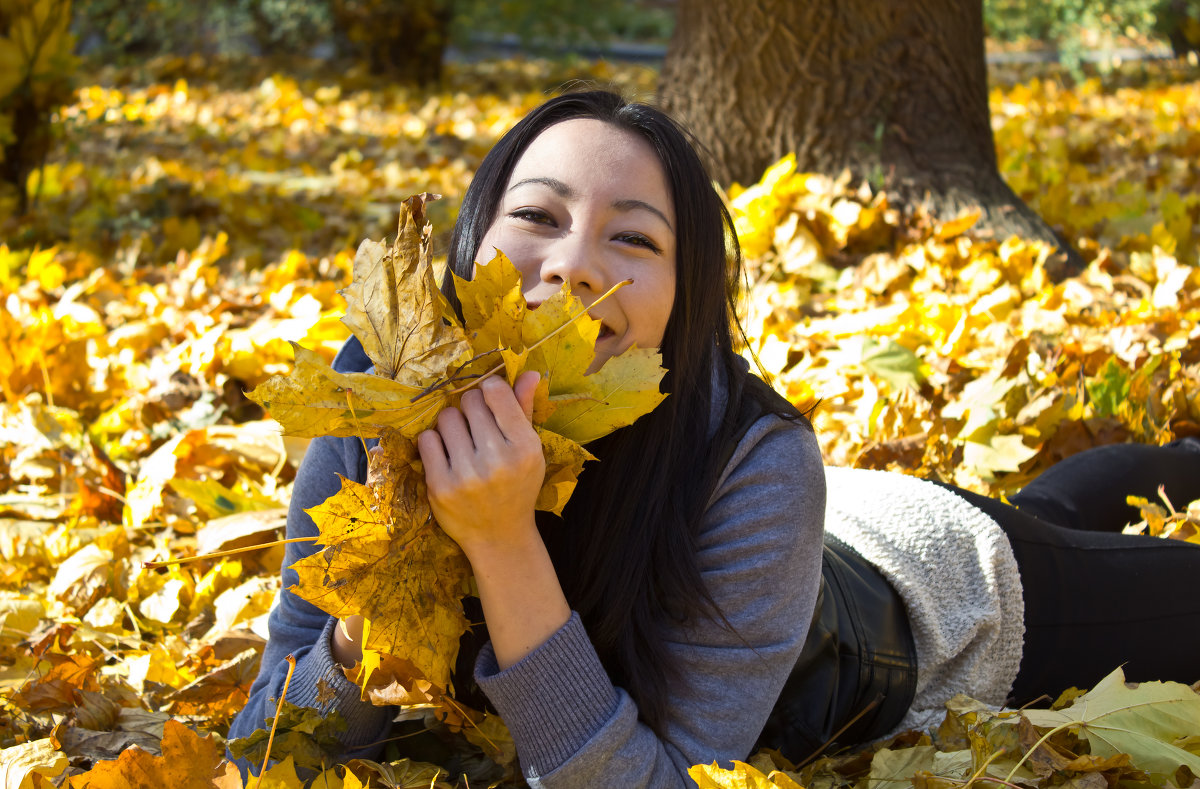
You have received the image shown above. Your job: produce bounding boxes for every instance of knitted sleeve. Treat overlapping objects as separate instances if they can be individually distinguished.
[227,434,394,771]
[473,415,826,788]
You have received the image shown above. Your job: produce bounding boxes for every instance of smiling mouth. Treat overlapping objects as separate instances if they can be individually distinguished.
[526,298,615,340]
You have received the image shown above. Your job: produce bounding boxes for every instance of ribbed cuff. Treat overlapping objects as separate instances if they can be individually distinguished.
[474,612,619,776]
[285,617,394,749]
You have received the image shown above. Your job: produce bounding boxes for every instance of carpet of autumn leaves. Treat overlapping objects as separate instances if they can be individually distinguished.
[2,53,1200,787]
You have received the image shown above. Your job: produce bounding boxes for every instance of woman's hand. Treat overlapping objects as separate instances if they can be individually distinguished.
[417,371,545,561]
[418,370,570,669]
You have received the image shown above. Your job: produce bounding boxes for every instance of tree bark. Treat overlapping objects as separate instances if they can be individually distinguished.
[659,0,1083,279]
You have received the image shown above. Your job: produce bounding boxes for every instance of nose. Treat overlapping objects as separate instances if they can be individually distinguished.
[537,233,606,299]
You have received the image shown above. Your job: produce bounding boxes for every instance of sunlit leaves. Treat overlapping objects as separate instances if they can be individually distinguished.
[340,193,471,384]
[1,52,1199,787]
[291,475,471,691]
[735,137,1200,492]
[781,670,1200,789]
[690,759,804,788]
[453,252,669,444]
[1020,667,1200,777]
[227,702,348,773]
[245,343,440,439]
[0,738,68,789]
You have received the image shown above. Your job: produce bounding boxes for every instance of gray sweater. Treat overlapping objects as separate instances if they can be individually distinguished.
[231,375,1027,786]
[230,397,827,787]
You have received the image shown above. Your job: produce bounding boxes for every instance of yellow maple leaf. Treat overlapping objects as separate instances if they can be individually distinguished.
[521,284,601,392]
[246,343,444,439]
[250,755,305,789]
[454,254,668,443]
[688,760,805,789]
[454,249,527,355]
[536,428,596,515]
[343,758,452,789]
[290,474,471,691]
[340,193,471,385]
[542,346,668,444]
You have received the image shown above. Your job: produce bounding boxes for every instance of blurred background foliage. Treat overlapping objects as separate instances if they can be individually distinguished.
[985,0,1200,67]
[1,0,77,213]
[68,0,676,63]
[2,0,1198,216]
[60,0,1200,64]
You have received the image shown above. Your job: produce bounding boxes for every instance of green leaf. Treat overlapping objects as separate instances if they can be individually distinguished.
[1086,357,1131,418]
[833,335,927,390]
[858,337,926,390]
[1021,666,1200,781]
[227,702,347,771]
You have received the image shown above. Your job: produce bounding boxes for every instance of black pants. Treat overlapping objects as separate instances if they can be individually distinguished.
[938,438,1200,705]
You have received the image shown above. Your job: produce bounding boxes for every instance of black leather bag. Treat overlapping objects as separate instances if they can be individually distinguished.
[755,536,917,761]
[733,375,918,762]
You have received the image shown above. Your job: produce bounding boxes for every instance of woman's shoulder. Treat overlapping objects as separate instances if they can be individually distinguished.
[725,410,823,488]
[293,337,376,484]
[701,399,825,553]
[711,368,824,496]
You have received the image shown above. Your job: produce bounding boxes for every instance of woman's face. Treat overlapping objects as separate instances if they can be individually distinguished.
[477,118,676,369]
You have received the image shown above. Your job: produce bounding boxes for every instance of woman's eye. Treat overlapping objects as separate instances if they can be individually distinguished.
[511,209,554,225]
[616,233,662,254]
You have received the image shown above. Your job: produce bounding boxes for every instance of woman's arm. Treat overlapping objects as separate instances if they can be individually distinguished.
[228,434,393,763]
[472,416,827,788]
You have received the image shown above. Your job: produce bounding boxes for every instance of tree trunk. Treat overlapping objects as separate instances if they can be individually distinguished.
[659,0,1083,280]
[331,0,454,86]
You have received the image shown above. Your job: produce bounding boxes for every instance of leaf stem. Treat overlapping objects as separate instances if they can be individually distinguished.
[1003,720,1075,783]
[254,653,296,789]
[973,777,1027,789]
[409,348,503,402]
[440,694,507,758]
[941,775,1026,789]
[122,601,144,640]
[962,746,1005,788]
[345,387,370,459]
[523,278,633,358]
[142,537,317,569]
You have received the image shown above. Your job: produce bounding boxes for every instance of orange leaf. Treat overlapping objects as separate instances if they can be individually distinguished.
[68,719,224,788]
[934,209,982,241]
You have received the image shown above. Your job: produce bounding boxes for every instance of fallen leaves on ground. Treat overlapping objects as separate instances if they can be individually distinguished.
[699,669,1200,789]
[0,54,1198,787]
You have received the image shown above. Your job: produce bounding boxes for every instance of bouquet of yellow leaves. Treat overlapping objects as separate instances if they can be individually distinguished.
[248,193,666,712]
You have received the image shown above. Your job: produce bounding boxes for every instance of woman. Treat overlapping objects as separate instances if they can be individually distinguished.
[231,91,1200,786]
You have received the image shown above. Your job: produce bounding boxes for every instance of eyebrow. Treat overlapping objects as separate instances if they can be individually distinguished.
[508,176,674,233]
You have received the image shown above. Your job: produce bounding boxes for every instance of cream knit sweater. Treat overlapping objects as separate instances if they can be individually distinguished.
[824,466,1026,733]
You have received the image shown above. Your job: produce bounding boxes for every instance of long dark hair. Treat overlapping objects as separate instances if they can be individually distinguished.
[443,91,802,732]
